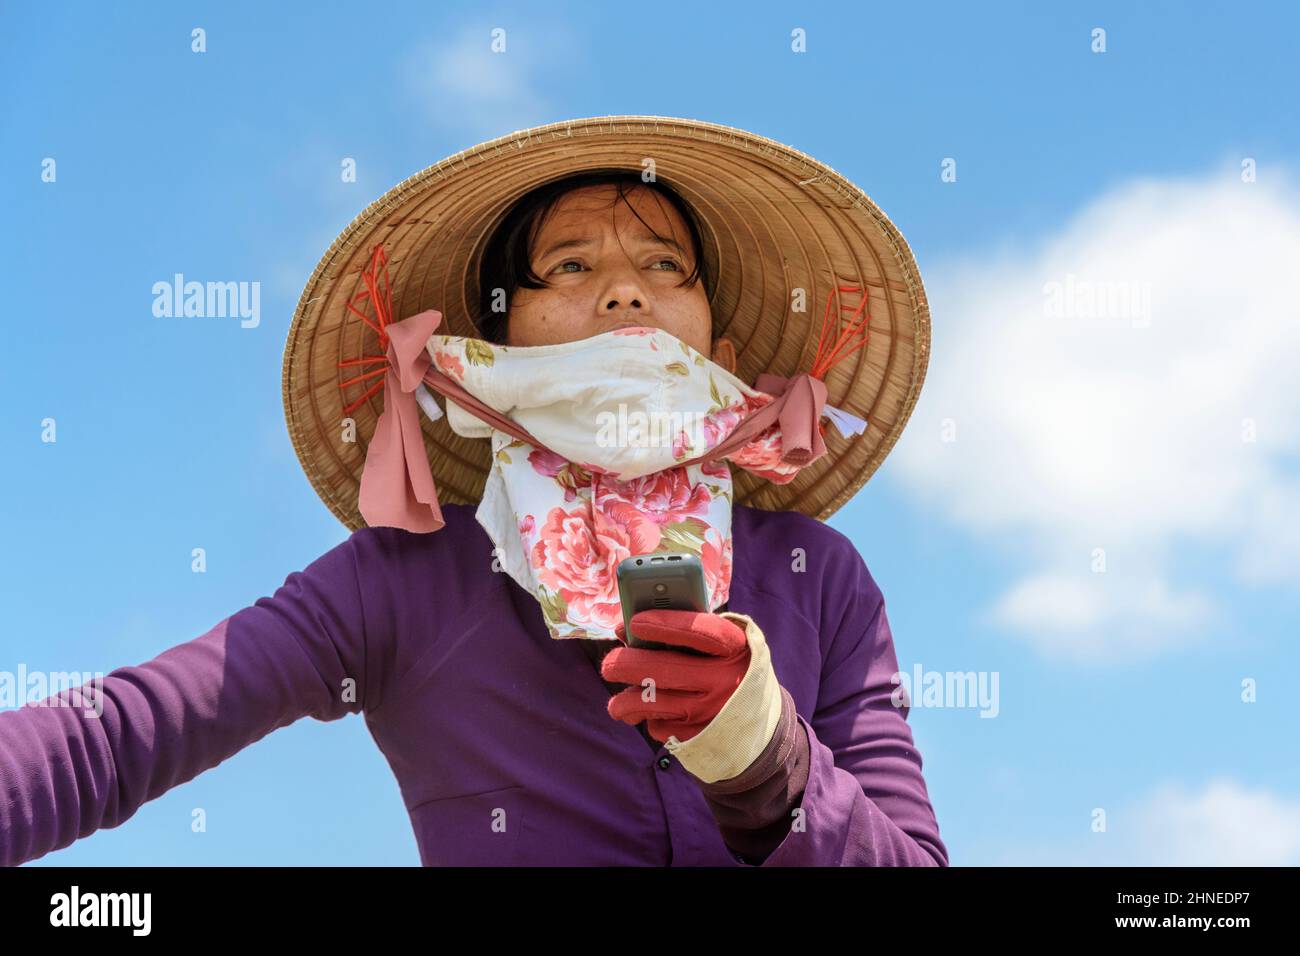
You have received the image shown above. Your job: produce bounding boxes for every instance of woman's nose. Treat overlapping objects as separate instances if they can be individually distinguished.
[600,264,651,312]
[604,294,643,310]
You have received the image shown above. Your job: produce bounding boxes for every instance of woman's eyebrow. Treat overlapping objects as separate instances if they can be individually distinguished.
[536,231,687,261]
[635,231,688,257]
[535,236,596,260]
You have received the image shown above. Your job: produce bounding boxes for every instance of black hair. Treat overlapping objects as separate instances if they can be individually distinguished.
[474,170,712,344]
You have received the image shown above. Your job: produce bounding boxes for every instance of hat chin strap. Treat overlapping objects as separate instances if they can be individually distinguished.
[417,368,860,438]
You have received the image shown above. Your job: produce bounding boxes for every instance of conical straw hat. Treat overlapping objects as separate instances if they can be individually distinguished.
[283,115,930,531]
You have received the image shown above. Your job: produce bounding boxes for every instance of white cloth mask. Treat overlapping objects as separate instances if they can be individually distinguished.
[423,326,817,639]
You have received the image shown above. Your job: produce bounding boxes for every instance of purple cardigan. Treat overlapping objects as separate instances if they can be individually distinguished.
[0,504,948,867]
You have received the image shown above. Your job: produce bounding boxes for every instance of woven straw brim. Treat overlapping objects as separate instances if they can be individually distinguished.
[283,115,930,532]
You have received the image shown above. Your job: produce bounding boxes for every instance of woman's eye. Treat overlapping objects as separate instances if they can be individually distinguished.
[650,258,682,271]
[552,260,585,274]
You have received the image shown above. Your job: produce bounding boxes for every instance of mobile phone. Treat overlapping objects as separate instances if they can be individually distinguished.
[616,553,710,654]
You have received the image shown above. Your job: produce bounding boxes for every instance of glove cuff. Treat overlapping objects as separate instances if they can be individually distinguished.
[664,611,784,783]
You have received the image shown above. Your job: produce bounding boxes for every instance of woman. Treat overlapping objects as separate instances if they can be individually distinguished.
[1,116,946,867]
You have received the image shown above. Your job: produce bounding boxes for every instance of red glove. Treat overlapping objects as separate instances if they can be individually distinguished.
[602,609,751,744]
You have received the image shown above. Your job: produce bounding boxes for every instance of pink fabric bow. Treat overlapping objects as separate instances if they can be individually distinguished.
[355,308,448,533]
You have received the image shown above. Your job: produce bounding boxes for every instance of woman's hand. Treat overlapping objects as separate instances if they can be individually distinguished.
[603,609,750,742]
[602,608,786,784]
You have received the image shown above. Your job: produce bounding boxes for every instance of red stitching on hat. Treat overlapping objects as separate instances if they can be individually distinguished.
[337,243,396,415]
[811,284,872,380]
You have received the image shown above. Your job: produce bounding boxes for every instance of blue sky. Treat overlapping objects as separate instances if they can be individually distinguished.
[3,0,1298,865]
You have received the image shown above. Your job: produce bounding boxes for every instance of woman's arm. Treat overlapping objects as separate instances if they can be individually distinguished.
[724,547,949,868]
[0,529,396,867]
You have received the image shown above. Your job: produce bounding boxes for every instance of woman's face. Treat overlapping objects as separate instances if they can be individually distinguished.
[505,183,736,372]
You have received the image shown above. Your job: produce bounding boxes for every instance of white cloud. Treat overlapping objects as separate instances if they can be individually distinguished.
[1133,779,1300,866]
[894,160,1300,661]
[990,778,1300,866]
[982,571,1215,662]
[401,21,579,139]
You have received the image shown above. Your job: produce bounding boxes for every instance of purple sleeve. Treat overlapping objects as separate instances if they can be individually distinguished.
[695,685,810,864]
[738,552,949,868]
[0,530,393,867]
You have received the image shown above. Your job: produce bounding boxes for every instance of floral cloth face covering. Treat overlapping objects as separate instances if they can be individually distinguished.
[423,326,815,640]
